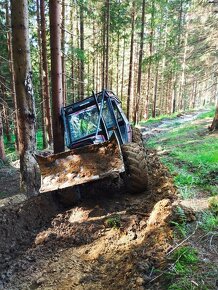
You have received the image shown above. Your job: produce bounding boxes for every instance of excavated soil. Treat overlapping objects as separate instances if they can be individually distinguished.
[0,150,178,290]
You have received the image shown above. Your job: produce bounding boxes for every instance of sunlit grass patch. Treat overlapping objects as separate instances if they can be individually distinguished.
[197,109,215,119]
[139,112,178,125]
[199,211,218,232]
[4,130,44,161]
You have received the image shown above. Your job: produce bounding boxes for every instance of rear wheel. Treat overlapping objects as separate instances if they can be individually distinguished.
[121,142,148,194]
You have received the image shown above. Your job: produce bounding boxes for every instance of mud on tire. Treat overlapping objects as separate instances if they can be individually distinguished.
[121,142,148,194]
[131,125,143,146]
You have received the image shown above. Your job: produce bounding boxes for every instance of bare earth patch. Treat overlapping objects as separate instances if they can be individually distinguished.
[0,150,178,290]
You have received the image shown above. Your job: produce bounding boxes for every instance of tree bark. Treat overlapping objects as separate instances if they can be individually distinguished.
[105,0,110,89]
[49,0,64,154]
[145,0,154,119]
[79,0,85,99]
[0,76,11,142]
[61,0,67,104]
[0,111,6,161]
[127,2,135,121]
[37,0,47,149]
[70,5,75,103]
[6,2,19,150]
[209,103,218,130]
[133,0,146,124]
[121,37,126,103]
[102,18,106,90]
[11,0,38,196]
[40,0,53,147]
[152,64,159,118]
[116,31,120,96]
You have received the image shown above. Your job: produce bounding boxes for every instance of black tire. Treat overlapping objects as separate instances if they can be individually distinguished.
[121,142,148,194]
[131,125,143,146]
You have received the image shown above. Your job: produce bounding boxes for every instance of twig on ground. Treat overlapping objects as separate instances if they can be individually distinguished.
[166,222,199,257]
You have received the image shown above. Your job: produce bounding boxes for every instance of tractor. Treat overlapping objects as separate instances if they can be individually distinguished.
[36,90,148,197]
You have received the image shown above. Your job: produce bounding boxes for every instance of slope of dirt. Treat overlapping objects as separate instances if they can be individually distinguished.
[140,113,218,289]
[0,150,178,290]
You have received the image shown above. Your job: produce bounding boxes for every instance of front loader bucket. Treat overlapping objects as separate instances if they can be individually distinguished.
[35,135,125,193]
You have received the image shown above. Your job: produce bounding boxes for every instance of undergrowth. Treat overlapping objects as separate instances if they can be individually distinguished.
[146,108,218,289]
[147,108,218,199]
[3,130,44,163]
[139,112,178,125]
[105,215,121,229]
[163,246,200,290]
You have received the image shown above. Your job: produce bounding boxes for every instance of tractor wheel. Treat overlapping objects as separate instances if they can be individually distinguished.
[131,125,143,146]
[121,142,148,194]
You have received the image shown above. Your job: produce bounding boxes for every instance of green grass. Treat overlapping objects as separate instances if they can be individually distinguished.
[163,245,217,290]
[199,211,218,232]
[146,108,217,290]
[105,215,121,228]
[164,246,201,290]
[171,206,188,238]
[197,109,215,119]
[139,112,178,125]
[3,130,44,162]
[147,110,218,198]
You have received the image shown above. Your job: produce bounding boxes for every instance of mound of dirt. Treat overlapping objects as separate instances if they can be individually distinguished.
[0,192,61,272]
[0,150,178,290]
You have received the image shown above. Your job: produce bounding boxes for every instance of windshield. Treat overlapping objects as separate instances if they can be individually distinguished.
[67,105,100,141]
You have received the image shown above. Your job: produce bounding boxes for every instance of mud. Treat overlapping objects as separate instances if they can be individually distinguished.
[0,149,178,289]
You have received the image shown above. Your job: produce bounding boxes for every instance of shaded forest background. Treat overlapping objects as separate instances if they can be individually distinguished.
[0,0,218,150]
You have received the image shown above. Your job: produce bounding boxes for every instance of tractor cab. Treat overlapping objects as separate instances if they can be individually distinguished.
[62,90,132,149]
[36,90,149,194]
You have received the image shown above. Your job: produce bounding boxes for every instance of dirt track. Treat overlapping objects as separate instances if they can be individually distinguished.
[0,149,177,290]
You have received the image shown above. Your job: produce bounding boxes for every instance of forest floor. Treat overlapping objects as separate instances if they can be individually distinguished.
[0,109,217,290]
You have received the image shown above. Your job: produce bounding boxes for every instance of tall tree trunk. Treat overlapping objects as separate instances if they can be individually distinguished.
[102,18,106,89]
[209,103,218,130]
[49,0,64,154]
[152,64,159,118]
[40,0,53,147]
[11,0,38,195]
[6,2,19,151]
[79,0,85,98]
[77,9,80,97]
[92,22,96,91]
[116,31,120,96]
[145,0,154,119]
[37,0,47,149]
[171,73,177,114]
[62,0,67,104]
[105,0,110,89]
[121,37,126,103]
[0,111,6,161]
[127,2,135,120]
[70,5,75,103]
[0,76,11,142]
[96,52,99,92]
[178,31,188,111]
[133,0,146,124]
